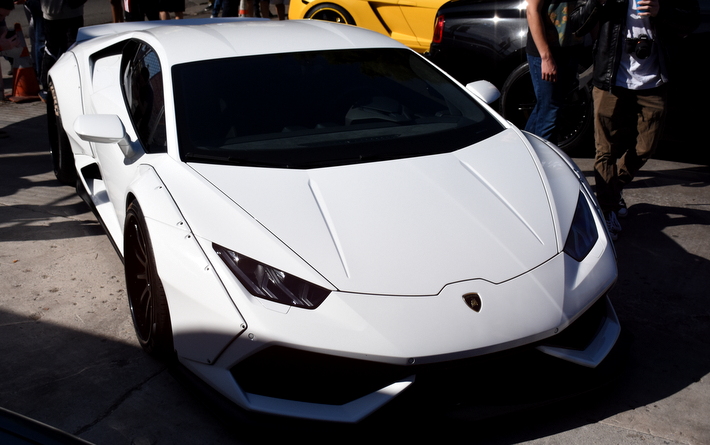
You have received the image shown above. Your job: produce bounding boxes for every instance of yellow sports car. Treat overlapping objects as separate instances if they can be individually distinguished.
[288,0,447,53]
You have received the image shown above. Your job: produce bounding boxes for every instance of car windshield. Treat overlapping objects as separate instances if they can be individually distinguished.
[172,48,503,168]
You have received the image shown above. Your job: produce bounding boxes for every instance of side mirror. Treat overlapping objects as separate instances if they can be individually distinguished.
[465,80,501,104]
[74,114,135,158]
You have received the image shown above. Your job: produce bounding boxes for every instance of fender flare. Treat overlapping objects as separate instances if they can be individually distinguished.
[126,166,247,364]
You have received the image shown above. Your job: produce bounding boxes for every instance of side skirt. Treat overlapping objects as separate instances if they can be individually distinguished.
[76,174,125,264]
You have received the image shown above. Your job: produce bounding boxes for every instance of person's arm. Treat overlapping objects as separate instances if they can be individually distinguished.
[527,0,557,82]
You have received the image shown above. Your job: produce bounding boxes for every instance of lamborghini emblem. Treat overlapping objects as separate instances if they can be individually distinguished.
[462,293,482,312]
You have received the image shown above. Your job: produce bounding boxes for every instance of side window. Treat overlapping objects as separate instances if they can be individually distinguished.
[122,42,167,153]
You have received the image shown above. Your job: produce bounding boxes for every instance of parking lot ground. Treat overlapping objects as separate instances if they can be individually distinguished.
[2,51,710,444]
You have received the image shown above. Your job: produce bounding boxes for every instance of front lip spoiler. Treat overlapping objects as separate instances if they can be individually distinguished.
[243,375,415,423]
[180,356,415,423]
[536,295,620,368]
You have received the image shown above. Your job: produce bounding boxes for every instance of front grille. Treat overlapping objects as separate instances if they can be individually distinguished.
[231,297,612,406]
[231,347,413,405]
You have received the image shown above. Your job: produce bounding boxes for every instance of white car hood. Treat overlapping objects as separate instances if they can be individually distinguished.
[190,129,558,295]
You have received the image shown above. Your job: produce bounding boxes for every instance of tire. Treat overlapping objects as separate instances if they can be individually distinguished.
[124,201,175,360]
[306,3,355,25]
[47,81,77,186]
[500,62,593,155]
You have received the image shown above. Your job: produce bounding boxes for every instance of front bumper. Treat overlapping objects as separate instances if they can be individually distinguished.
[179,294,620,423]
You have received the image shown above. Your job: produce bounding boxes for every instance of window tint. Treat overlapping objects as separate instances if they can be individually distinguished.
[122,42,167,153]
[172,48,503,169]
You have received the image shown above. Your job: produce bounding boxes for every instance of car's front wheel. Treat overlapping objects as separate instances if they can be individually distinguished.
[47,81,77,186]
[305,3,355,25]
[500,62,593,155]
[124,201,174,360]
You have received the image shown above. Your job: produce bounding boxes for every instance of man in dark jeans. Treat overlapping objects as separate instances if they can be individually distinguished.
[40,0,84,99]
[571,0,699,240]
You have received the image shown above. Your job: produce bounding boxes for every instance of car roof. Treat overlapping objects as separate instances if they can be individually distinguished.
[76,18,408,66]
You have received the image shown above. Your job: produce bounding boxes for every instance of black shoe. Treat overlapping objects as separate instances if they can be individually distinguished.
[605,211,622,241]
[617,194,628,218]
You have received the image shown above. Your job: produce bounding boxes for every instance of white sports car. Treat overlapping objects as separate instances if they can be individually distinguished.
[47,18,620,423]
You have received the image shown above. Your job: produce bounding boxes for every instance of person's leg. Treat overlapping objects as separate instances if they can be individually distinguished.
[259,0,269,18]
[41,19,62,91]
[24,0,44,80]
[212,0,222,17]
[525,55,543,137]
[221,0,237,16]
[525,54,560,143]
[593,87,633,215]
[272,0,284,19]
[144,0,161,20]
[618,87,667,188]
[41,15,81,95]
[64,15,82,48]
[174,0,185,19]
[110,0,124,22]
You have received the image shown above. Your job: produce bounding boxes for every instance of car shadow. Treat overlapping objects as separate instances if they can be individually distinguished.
[0,113,105,241]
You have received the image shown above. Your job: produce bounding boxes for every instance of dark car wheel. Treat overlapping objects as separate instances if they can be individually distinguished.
[500,62,593,155]
[124,201,175,360]
[47,81,77,186]
[306,3,356,25]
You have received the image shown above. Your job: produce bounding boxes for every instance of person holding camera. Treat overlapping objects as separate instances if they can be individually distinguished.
[571,0,699,239]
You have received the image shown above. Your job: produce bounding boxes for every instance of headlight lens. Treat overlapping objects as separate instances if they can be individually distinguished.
[563,191,599,261]
[213,243,330,309]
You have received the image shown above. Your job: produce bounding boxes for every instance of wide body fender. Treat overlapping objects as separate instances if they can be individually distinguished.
[127,166,247,364]
[48,52,92,158]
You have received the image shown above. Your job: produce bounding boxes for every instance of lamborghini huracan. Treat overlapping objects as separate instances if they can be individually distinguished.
[47,18,620,423]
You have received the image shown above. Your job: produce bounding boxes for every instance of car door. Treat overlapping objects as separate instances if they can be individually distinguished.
[90,40,168,229]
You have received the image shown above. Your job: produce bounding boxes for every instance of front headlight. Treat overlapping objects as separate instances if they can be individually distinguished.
[563,191,599,261]
[213,243,331,309]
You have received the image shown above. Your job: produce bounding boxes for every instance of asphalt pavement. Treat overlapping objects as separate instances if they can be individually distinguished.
[1,5,710,445]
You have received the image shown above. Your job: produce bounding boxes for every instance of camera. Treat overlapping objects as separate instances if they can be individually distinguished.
[625,34,653,59]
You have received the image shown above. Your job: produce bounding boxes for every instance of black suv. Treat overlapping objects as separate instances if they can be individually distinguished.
[428,0,710,163]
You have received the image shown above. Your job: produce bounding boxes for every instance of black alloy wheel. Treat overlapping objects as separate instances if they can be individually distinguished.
[124,201,174,360]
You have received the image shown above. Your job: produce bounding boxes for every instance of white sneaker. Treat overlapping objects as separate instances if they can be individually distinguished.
[605,211,622,240]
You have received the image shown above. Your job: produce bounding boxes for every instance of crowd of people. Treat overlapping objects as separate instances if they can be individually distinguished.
[525,0,700,240]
